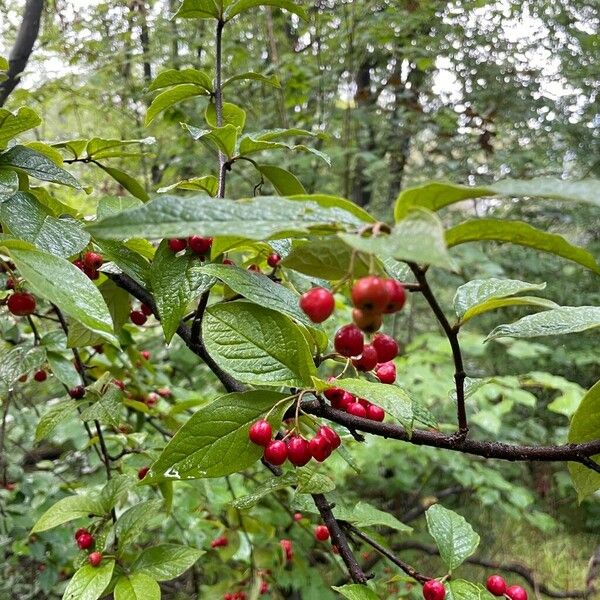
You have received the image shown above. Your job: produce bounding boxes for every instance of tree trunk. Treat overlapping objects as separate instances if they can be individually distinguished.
[0,0,44,107]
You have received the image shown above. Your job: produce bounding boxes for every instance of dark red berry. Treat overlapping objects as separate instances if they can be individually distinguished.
[74,528,88,541]
[141,303,153,316]
[293,512,303,522]
[249,420,273,446]
[334,324,364,357]
[168,238,188,253]
[130,310,147,326]
[423,580,446,600]
[260,580,269,594]
[318,425,341,449]
[263,440,287,465]
[352,308,382,333]
[33,369,47,382]
[83,252,103,269]
[267,253,281,268]
[223,258,235,265]
[299,287,335,323]
[157,387,172,398]
[247,263,260,272]
[68,385,86,399]
[314,525,330,541]
[383,279,406,313]
[375,361,396,384]
[6,278,14,290]
[347,402,367,418]
[18,374,27,383]
[73,259,85,271]
[211,536,228,548]
[352,344,378,371]
[83,265,100,280]
[140,350,150,360]
[372,333,399,363]
[309,435,332,462]
[188,236,213,255]
[367,404,385,421]
[76,532,94,550]
[486,575,507,597]
[138,466,150,480]
[88,552,102,567]
[351,276,390,313]
[113,379,125,390]
[324,382,345,405]
[506,586,527,600]
[7,292,36,316]
[287,436,312,467]
[280,538,293,561]
[333,391,355,411]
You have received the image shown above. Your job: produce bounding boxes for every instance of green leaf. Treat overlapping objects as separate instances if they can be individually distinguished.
[94,239,151,286]
[231,472,297,510]
[486,306,600,341]
[201,263,312,326]
[133,544,204,581]
[174,0,223,19]
[340,209,454,270]
[46,351,81,387]
[80,386,122,427]
[328,378,413,430]
[333,501,412,533]
[31,494,105,533]
[0,145,81,189]
[0,168,19,197]
[157,175,218,196]
[446,219,600,275]
[225,0,308,21]
[182,123,238,158]
[85,137,154,160]
[145,84,209,126]
[0,345,46,390]
[568,380,600,501]
[0,107,42,149]
[8,247,117,345]
[461,296,558,324]
[0,191,90,257]
[257,164,306,195]
[204,301,316,386]
[35,399,78,441]
[425,504,480,571]
[446,580,495,600]
[87,194,365,241]
[285,193,375,223]
[62,561,115,600]
[238,133,330,164]
[97,164,149,201]
[223,71,280,89]
[149,68,212,92]
[332,584,380,599]
[52,139,88,160]
[99,473,135,512]
[150,240,215,342]
[296,467,336,494]
[115,500,163,547]
[206,101,246,130]
[96,196,143,220]
[114,573,160,600]
[145,390,292,482]
[454,278,547,318]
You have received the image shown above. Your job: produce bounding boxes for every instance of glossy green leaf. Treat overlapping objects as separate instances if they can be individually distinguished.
[80,386,122,427]
[204,301,316,386]
[446,219,600,274]
[8,246,117,344]
[97,164,149,201]
[287,193,375,223]
[238,133,329,164]
[257,164,306,195]
[461,296,558,324]
[145,84,209,126]
[149,68,212,92]
[425,504,480,570]
[0,168,19,197]
[568,381,600,501]
[446,580,496,600]
[340,209,454,270]
[31,494,105,533]
[132,544,204,581]
[174,0,223,19]
[46,351,81,387]
[0,145,81,189]
[157,175,218,196]
[332,584,380,599]
[0,107,41,149]
[115,500,163,547]
[0,192,90,257]
[62,561,115,600]
[114,573,160,600]
[231,472,297,510]
[99,473,135,512]
[24,141,65,164]
[0,345,46,390]
[333,501,412,533]
[145,390,291,481]
[182,123,238,157]
[35,399,78,442]
[486,306,600,341]
[225,0,308,21]
[87,194,363,241]
[150,240,215,342]
[85,137,154,160]
[223,71,280,89]
[206,101,246,130]
[94,239,151,286]
[296,467,336,494]
[96,196,143,220]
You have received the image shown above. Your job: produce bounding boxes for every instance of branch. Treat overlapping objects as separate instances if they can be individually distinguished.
[408,263,467,436]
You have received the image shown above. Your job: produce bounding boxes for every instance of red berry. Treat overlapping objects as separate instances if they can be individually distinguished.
[18,374,27,383]
[352,308,382,333]
[280,538,293,561]
[334,324,364,357]
[247,263,260,272]
[83,265,100,280]
[293,512,303,522]
[83,252,103,269]
[347,402,367,418]
[33,369,47,382]
[309,435,332,462]
[146,392,159,407]
[260,580,269,594]
[383,279,406,313]
[157,387,172,398]
[113,379,125,390]
[68,385,86,399]
[287,436,312,467]
[138,466,150,480]
[188,236,213,255]
[506,586,527,600]
[6,278,14,290]
[74,528,88,541]
[486,575,507,597]
[375,361,396,384]
[318,425,341,449]
[249,420,273,447]
[88,552,102,567]
[333,391,355,411]
[223,258,235,265]
[351,276,389,313]
[76,532,94,550]
[299,287,335,323]
[168,238,188,253]
[372,333,399,363]
[324,383,345,405]
[352,344,378,371]
[263,440,287,465]
[73,259,85,271]
[93,344,104,353]
[267,253,281,268]
[367,404,385,421]
[130,310,147,326]
[423,580,446,600]
[211,536,229,548]
[7,292,36,316]
[141,303,153,316]
[314,525,330,541]
[141,350,151,360]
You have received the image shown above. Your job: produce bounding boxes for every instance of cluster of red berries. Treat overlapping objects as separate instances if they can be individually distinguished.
[325,382,386,420]
[73,251,103,280]
[129,302,153,326]
[486,575,527,600]
[248,420,341,466]
[168,236,213,258]
[6,291,36,316]
[74,528,102,567]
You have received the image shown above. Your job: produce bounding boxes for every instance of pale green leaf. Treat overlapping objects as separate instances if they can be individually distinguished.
[35,399,78,441]
[62,561,115,600]
[115,500,163,547]
[225,0,308,21]
[0,107,41,149]
[97,164,149,201]
[133,544,204,581]
[461,296,558,324]
[31,495,105,533]
[157,175,218,196]
[222,71,280,89]
[332,584,380,599]
[446,580,496,600]
[231,473,297,510]
[257,164,306,195]
[206,101,246,130]
[114,573,160,600]
[145,84,209,126]
[149,68,212,92]
[175,0,223,19]
[181,123,238,157]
